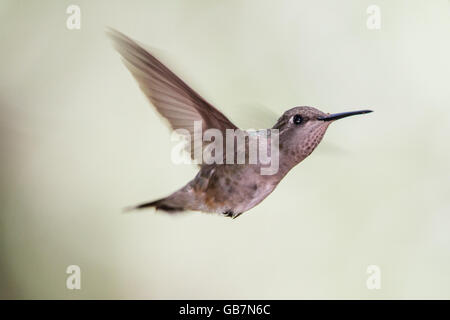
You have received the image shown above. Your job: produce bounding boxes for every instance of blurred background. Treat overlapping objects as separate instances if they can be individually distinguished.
[0,0,449,299]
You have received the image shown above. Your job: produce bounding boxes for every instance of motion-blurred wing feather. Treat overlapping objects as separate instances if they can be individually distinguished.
[108,29,237,162]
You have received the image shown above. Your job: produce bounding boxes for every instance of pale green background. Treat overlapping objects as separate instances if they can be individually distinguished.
[1,0,449,299]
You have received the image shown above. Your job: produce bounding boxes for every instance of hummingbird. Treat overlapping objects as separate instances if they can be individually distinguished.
[109,29,372,219]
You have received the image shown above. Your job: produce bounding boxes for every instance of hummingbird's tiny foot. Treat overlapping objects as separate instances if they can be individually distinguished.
[223,210,234,218]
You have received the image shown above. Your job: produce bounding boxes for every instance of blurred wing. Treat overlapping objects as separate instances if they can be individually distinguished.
[231,103,278,129]
[108,29,237,161]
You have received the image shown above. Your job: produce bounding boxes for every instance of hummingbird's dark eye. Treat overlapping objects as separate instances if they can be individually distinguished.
[293,114,303,125]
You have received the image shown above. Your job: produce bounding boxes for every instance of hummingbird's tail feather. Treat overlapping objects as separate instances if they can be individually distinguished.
[125,197,186,213]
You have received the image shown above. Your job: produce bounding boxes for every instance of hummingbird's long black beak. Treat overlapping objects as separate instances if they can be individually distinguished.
[318,109,373,121]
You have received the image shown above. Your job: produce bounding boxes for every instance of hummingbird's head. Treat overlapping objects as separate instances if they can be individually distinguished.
[273,106,372,160]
